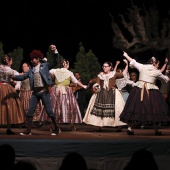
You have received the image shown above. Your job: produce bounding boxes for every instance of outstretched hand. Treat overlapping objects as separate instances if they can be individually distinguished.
[83,85,88,89]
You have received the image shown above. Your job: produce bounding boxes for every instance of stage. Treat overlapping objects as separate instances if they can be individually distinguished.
[1,123,170,170]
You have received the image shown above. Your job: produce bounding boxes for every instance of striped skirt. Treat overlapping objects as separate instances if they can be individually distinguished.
[42,85,82,123]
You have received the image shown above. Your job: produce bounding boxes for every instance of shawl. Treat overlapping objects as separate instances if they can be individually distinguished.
[52,68,73,83]
[98,71,116,89]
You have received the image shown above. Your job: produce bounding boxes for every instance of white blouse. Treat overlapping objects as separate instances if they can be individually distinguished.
[50,68,78,83]
[0,65,19,82]
[130,59,169,89]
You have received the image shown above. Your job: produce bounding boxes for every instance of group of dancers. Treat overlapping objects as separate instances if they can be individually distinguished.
[0,44,170,136]
[83,52,170,136]
[0,44,87,135]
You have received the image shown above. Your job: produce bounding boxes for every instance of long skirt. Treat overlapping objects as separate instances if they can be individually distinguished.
[19,89,45,121]
[120,86,170,124]
[83,88,126,127]
[0,83,25,125]
[42,86,82,123]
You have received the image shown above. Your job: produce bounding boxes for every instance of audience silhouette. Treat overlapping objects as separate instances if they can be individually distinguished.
[0,144,16,170]
[0,144,161,170]
[59,152,87,170]
[123,149,159,170]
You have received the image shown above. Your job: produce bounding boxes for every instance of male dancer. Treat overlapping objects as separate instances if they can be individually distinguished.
[11,44,60,135]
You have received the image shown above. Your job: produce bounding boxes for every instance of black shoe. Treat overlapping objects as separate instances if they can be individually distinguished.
[155,131,162,136]
[19,130,31,136]
[6,129,15,135]
[51,128,61,136]
[126,129,134,135]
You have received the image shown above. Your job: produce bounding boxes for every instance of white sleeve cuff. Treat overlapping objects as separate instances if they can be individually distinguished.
[54,49,58,54]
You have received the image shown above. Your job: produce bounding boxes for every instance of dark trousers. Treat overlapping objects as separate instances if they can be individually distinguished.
[27,90,54,117]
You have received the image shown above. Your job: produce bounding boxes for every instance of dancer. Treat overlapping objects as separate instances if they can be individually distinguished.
[11,45,60,135]
[0,55,25,134]
[114,59,132,103]
[120,51,170,135]
[83,61,127,131]
[19,62,45,122]
[129,71,138,83]
[43,57,87,131]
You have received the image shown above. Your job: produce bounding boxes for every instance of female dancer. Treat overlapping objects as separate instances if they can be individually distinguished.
[114,59,132,103]
[0,55,25,134]
[83,61,127,131]
[120,52,170,135]
[43,58,87,131]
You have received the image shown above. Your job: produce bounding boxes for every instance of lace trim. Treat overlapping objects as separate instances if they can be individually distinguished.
[98,71,115,89]
[53,68,73,82]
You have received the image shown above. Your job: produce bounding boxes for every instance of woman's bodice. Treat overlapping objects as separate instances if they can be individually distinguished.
[0,65,14,82]
[55,77,71,86]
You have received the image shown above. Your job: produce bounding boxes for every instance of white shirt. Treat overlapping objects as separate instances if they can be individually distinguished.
[130,59,169,89]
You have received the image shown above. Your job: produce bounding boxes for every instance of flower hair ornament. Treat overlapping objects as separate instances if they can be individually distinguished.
[63,60,67,67]
[151,56,156,62]
[147,56,158,64]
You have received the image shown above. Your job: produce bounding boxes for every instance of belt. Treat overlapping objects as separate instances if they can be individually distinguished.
[140,83,149,101]
[33,87,48,93]
[138,80,154,101]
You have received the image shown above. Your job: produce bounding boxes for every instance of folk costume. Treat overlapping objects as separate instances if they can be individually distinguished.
[83,71,127,127]
[12,49,60,135]
[120,59,170,124]
[43,68,82,126]
[0,65,25,129]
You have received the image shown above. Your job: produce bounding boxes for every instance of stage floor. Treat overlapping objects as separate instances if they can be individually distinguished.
[1,124,170,170]
[1,123,170,139]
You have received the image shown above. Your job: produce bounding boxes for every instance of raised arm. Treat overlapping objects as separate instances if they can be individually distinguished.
[49,44,60,69]
[123,51,133,62]
[123,59,129,74]
[160,58,168,73]
[113,61,120,72]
